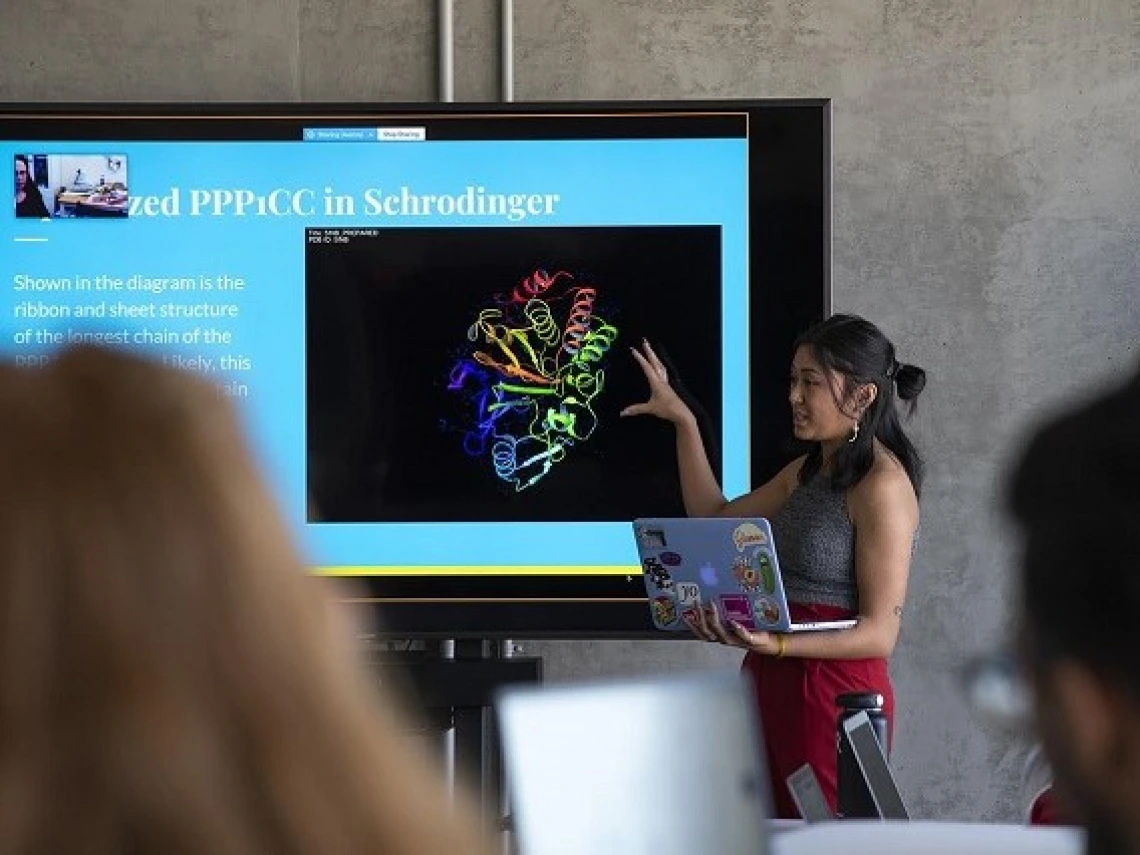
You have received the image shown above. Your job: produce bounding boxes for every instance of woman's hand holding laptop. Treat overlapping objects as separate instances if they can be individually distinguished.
[687,600,784,657]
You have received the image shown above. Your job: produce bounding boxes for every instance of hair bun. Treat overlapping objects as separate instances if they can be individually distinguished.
[895,363,926,402]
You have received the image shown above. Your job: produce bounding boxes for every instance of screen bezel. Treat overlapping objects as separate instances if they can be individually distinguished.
[0,99,831,639]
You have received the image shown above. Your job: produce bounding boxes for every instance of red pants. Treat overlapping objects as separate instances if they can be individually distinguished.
[742,602,894,820]
[1029,788,1061,825]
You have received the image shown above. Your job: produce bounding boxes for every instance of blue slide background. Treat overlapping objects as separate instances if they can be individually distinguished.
[1,137,749,572]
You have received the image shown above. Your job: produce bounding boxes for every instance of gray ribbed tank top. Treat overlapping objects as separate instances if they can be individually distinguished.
[771,471,858,611]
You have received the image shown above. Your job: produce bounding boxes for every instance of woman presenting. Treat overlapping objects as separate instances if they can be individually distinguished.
[15,155,51,219]
[622,313,925,818]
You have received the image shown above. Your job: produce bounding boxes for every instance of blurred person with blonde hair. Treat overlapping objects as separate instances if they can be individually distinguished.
[0,345,489,854]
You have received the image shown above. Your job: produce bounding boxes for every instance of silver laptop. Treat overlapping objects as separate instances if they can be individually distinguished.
[633,517,857,633]
[495,670,772,855]
[787,763,835,822]
[842,711,910,820]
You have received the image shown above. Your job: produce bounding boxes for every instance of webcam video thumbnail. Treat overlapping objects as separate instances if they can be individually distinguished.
[15,153,129,219]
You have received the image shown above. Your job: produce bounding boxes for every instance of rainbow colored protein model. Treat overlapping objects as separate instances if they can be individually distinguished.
[446,269,619,492]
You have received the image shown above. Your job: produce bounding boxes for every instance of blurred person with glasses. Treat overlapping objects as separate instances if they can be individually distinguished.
[962,651,1061,825]
[969,361,1140,851]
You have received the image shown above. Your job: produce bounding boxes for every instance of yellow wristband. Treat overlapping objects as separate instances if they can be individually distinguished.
[775,634,787,658]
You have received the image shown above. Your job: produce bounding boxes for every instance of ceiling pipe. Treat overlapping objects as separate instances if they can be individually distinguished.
[438,0,455,102]
[500,0,514,102]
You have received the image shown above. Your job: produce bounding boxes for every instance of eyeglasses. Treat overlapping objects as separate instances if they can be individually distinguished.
[960,649,1033,732]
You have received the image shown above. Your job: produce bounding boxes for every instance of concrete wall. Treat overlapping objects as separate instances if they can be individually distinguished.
[4,0,1138,822]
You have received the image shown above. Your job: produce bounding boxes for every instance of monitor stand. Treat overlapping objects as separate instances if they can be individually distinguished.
[369,638,543,840]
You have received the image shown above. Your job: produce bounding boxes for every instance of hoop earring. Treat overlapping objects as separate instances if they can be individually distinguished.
[848,421,860,443]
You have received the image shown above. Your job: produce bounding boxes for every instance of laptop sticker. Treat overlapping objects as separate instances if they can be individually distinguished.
[652,594,678,626]
[643,556,674,591]
[732,522,768,551]
[733,556,761,591]
[659,551,682,566]
[676,581,701,607]
[719,594,756,629]
[754,595,781,625]
[757,550,776,593]
[637,528,668,549]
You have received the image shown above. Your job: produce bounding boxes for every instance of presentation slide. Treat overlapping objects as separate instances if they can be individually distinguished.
[1,113,750,577]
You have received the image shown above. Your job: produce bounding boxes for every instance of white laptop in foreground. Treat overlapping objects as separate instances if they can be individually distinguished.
[633,517,856,633]
[496,670,772,855]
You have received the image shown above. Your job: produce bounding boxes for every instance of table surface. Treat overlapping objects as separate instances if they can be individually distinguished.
[770,821,1083,855]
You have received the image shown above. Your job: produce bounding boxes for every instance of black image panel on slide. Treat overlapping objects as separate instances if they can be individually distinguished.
[305,225,723,524]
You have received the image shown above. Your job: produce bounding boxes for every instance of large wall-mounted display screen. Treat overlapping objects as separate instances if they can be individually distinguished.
[0,101,829,637]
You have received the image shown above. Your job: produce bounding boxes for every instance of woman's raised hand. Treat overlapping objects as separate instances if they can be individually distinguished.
[620,340,694,425]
